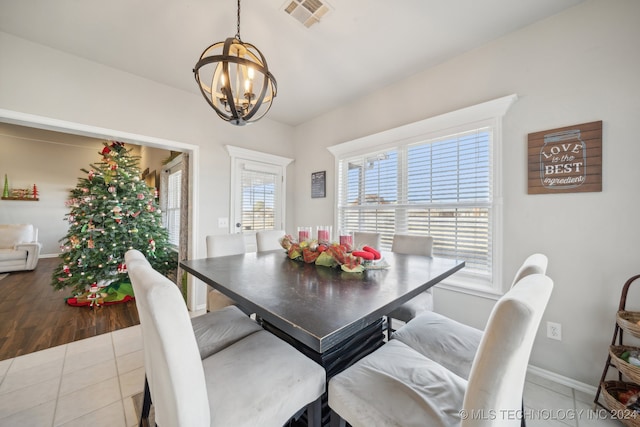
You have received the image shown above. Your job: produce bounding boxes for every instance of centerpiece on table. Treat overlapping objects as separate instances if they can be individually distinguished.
[279,234,386,273]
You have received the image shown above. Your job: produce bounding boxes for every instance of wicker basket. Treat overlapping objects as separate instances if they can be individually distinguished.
[600,381,640,427]
[611,346,640,384]
[618,311,640,339]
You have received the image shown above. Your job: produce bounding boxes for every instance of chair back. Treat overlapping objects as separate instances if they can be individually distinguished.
[391,234,433,256]
[125,250,210,427]
[206,234,246,257]
[256,229,285,252]
[510,253,548,288]
[462,273,553,427]
[354,232,381,249]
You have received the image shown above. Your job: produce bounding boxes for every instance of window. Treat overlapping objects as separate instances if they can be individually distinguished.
[166,169,182,246]
[239,164,277,231]
[329,95,516,295]
[339,129,491,270]
[161,155,184,248]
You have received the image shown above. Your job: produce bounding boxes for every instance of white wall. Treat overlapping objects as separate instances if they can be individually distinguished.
[291,0,640,386]
[0,125,104,254]
[0,31,296,309]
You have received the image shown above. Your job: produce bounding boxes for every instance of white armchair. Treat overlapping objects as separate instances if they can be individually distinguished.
[0,224,41,273]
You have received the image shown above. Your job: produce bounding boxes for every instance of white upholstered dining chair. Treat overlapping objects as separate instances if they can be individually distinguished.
[127,250,264,425]
[392,253,548,380]
[353,231,381,250]
[385,234,435,335]
[138,305,265,423]
[127,249,261,357]
[328,272,554,427]
[205,234,246,312]
[256,229,285,252]
[126,249,326,427]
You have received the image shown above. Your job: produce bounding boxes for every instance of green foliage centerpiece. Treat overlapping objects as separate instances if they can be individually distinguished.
[279,235,383,273]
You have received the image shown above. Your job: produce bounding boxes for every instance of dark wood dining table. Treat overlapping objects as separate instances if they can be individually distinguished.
[180,249,464,425]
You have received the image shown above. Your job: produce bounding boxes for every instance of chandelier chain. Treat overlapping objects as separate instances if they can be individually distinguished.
[236,0,241,40]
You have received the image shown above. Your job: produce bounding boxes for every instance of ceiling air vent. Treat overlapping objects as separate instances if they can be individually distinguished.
[283,0,331,28]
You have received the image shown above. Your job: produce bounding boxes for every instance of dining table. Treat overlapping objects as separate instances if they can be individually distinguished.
[181,249,464,425]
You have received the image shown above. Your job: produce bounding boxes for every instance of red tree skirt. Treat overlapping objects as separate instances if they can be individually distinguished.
[66,295,134,307]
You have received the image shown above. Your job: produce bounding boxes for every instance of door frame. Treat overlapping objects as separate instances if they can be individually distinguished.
[226,145,293,244]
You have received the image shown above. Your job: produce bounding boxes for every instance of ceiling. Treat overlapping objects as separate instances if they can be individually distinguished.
[0,0,583,127]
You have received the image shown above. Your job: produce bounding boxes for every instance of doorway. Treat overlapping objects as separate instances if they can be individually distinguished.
[0,108,201,310]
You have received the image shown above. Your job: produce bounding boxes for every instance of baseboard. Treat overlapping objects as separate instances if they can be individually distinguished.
[40,253,59,259]
[527,364,597,396]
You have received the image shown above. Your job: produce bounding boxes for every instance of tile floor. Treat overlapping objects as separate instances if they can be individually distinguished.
[0,323,627,427]
[0,325,144,427]
[524,374,623,427]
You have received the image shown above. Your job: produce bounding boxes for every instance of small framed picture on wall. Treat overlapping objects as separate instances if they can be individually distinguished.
[311,171,326,198]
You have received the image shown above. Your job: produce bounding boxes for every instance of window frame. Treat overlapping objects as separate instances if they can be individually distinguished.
[328,95,517,297]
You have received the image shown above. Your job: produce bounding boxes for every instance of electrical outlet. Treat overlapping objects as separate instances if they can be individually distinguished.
[547,321,562,341]
[218,217,229,228]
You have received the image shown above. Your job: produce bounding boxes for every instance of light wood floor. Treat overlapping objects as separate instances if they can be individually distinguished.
[0,257,140,361]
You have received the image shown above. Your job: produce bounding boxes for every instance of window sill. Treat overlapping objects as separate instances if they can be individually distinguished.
[435,275,502,301]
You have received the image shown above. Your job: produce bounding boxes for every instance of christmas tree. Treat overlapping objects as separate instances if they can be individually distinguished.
[51,141,177,296]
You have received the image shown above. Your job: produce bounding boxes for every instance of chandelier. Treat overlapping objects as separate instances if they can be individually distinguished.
[193,0,277,126]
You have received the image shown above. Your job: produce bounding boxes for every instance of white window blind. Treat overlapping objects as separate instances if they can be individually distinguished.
[240,167,276,231]
[338,128,493,280]
[166,170,182,246]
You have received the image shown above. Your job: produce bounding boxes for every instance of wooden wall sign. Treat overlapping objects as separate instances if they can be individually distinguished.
[528,121,602,194]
